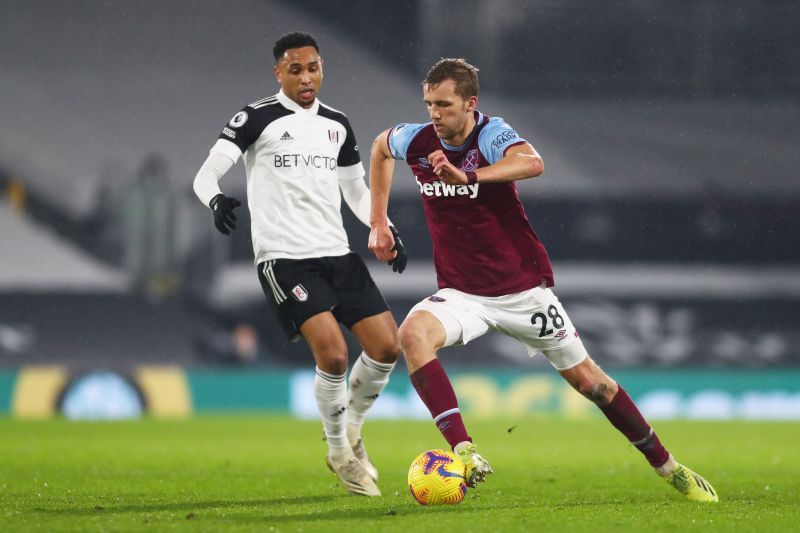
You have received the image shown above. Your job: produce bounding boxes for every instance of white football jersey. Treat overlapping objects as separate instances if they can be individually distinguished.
[210,90,364,263]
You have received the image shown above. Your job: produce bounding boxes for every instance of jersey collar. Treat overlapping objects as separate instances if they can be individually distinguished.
[277,90,320,114]
[439,111,485,152]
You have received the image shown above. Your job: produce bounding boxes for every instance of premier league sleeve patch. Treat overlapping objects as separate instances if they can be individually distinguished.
[229,111,249,128]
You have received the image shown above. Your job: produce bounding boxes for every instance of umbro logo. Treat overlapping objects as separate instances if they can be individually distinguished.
[280,131,293,141]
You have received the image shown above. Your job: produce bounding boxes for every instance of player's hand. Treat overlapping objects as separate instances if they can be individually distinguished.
[388,226,407,274]
[369,224,395,262]
[209,193,242,235]
[428,150,468,185]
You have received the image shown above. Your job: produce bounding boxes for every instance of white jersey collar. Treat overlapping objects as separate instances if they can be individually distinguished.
[277,90,320,114]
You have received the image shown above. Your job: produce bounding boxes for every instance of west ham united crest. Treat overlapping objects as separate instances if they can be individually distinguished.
[461,149,478,171]
[291,284,309,302]
[328,129,339,143]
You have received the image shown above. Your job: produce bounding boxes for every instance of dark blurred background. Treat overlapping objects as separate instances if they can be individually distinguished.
[1,0,799,418]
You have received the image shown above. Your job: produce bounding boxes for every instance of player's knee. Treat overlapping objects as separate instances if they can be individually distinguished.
[318,355,348,375]
[398,319,434,356]
[369,341,402,365]
[387,341,403,364]
[314,344,349,375]
[397,322,419,354]
[576,379,617,406]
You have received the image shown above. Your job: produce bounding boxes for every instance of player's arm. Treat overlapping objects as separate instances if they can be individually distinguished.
[335,117,382,231]
[193,139,242,235]
[340,176,400,229]
[473,142,544,183]
[368,129,398,263]
[429,143,543,185]
[193,149,234,206]
[194,105,263,234]
[337,117,406,272]
[340,175,407,273]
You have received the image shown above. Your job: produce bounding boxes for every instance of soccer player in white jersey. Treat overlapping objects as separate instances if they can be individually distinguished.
[192,32,406,497]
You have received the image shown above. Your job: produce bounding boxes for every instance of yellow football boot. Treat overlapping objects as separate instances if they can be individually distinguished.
[666,463,719,502]
[454,442,493,488]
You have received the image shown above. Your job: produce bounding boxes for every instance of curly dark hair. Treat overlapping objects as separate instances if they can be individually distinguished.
[273,32,319,62]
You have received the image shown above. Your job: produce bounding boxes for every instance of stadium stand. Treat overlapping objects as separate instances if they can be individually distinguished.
[0,202,215,368]
[1,0,798,370]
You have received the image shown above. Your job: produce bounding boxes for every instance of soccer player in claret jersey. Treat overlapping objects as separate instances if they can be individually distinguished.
[368,58,718,502]
[193,32,408,497]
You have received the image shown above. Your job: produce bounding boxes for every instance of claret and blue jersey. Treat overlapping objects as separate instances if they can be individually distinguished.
[389,113,521,168]
[388,111,554,297]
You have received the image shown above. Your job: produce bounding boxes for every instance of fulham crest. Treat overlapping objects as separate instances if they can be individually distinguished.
[291,284,309,302]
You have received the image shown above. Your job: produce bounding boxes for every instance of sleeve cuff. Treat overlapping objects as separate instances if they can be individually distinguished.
[502,140,528,157]
[387,128,402,160]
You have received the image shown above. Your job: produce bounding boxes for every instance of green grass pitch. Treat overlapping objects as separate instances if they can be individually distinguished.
[1,416,798,531]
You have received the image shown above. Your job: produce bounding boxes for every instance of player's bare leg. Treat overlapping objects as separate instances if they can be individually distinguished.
[301,312,380,496]
[559,356,717,502]
[346,310,401,480]
[399,311,492,487]
[398,311,442,373]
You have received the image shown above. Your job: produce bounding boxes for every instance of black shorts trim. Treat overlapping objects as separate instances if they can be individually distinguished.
[257,253,389,341]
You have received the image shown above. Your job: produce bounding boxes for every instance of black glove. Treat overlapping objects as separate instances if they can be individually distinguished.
[388,226,407,274]
[209,193,241,235]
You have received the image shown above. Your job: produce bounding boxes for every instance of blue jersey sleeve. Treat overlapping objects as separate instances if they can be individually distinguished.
[478,117,527,165]
[387,122,427,160]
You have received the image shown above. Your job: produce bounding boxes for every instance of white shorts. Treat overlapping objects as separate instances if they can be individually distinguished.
[408,285,589,371]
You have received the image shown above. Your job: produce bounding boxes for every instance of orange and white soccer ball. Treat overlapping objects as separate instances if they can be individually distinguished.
[408,449,467,505]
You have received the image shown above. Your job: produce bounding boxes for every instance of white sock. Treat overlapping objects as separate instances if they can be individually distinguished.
[314,367,349,458]
[454,441,473,454]
[346,352,395,443]
[655,454,678,477]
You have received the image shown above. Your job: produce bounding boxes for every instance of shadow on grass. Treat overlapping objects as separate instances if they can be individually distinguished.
[34,494,346,516]
[259,502,531,524]
[34,492,650,523]
[33,493,551,523]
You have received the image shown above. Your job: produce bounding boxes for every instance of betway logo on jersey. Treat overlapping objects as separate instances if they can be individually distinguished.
[274,154,337,170]
[416,177,479,199]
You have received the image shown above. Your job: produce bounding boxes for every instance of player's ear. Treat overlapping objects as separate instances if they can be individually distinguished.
[466,95,478,113]
[274,64,282,84]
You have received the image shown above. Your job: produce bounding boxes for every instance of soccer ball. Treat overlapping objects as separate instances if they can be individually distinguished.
[407,449,467,505]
